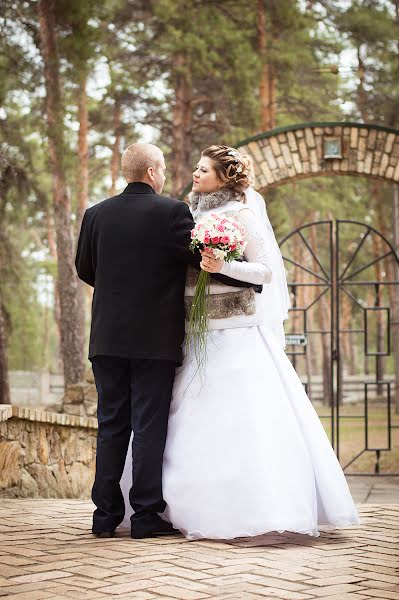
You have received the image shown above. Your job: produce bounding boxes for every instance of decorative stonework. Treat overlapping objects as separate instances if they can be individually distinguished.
[61,369,98,418]
[0,405,97,498]
[236,122,399,191]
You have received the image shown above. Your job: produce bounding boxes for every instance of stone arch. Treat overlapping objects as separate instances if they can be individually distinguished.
[236,122,399,192]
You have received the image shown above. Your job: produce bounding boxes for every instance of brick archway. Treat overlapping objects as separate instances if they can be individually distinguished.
[236,122,399,192]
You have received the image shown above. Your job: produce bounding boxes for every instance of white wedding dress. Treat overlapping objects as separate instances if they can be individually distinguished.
[120,190,359,539]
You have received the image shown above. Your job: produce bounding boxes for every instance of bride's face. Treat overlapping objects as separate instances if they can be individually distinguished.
[192,156,222,193]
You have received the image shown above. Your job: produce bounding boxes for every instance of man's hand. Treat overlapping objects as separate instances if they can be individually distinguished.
[200,249,224,273]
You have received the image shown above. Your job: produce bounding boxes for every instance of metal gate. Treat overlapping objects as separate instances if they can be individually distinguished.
[279,220,399,474]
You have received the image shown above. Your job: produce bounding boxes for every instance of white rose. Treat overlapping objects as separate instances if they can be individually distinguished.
[212,248,227,260]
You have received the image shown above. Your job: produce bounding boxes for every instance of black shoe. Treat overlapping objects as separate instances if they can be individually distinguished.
[93,530,115,538]
[131,518,180,539]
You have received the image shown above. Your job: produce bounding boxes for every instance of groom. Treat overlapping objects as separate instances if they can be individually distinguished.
[75,143,257,539]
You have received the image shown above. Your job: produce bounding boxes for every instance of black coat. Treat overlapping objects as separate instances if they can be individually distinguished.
[75,182,257,364]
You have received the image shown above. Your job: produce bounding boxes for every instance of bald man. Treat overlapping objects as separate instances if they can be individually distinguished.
[75,143,258,539]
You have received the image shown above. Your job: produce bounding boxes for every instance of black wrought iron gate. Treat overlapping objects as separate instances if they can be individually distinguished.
[279,220,399,474]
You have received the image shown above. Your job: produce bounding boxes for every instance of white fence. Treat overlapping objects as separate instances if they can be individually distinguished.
[296,374,396,404]
[7,370,396,407]
[9,371,64,407]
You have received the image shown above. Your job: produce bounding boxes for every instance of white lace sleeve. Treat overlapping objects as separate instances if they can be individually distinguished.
[219,208,272,285]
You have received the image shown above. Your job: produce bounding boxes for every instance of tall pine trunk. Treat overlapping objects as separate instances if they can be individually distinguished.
[385,250,399,413]
[37,0,84,386]
[372,239,385,397]
[341,290,355,374]
[378,186,399,413]
[392,185,399,413]
[309,224,333,407]
[372,188,386,396]
[172,52,192,197]
[356,49,370,123]
[257,0,276,131]
[303,275,313,400]
[0,298,10,404]
[392,2,399,412]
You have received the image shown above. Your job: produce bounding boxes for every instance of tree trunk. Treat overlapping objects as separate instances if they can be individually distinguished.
[391,185,399,413]
[303,276,313,400]
[110,98,121,197]
[341,290,355,375]
[308,223,333,407]
[357,48,371,123]
[371,186,385,395]
[385,251,399,413]
[172,52,192,197]
[37,0,84,386]
[364,287,373,376]
[320,283,333,406]
[379,185,399,413]
[372,238,385,397]
[392,2,399,412]
[76,78,89,360]
[257,0,276,130]
[0,299,10,405]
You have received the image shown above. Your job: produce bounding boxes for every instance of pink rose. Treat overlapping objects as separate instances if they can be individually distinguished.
[221,236,230,244]
[211,236,221,244]
[204,235,210,244]
[217,224,225,232]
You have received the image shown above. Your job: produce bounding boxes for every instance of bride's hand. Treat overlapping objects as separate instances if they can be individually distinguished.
[200,249,223,273]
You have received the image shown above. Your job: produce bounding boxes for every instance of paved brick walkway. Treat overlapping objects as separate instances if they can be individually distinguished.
[0,495,398,599]
[346,476,399,505]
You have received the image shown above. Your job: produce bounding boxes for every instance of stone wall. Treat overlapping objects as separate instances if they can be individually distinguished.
[0,405,97,499]
[61,370,98,418]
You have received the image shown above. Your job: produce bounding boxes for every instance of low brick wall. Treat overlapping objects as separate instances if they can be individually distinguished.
[0,405,97,499]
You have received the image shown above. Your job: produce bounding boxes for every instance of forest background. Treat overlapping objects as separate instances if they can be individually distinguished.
[1,0,399,406]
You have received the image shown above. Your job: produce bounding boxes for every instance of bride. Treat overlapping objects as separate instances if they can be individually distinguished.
[120,144,359,539]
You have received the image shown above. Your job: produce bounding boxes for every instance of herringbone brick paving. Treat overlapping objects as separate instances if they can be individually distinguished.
[0,498,398,599]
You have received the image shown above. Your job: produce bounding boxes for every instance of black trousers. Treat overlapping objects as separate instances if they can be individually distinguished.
[91,356,176,533]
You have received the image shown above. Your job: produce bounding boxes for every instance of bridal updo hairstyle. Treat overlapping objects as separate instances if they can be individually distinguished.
[201,145,255,201]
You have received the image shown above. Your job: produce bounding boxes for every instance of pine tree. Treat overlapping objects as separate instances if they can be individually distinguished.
[132,0,261,195]
[37,0,84,386]
[330,0,399,411]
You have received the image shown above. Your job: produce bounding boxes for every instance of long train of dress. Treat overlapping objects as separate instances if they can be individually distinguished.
[120,324,359,540]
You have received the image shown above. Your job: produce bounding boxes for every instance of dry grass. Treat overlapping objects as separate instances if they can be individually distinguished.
[315,403,399,474]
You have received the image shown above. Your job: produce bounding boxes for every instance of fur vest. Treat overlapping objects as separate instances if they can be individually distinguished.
[185,190,258,326]
[189,188,243,220]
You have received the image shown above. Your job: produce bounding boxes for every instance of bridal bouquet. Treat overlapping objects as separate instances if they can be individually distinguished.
[187,213,247,366]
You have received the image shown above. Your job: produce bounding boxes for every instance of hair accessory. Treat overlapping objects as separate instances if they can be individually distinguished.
[227,148,243,174]
[227,149,240,162]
